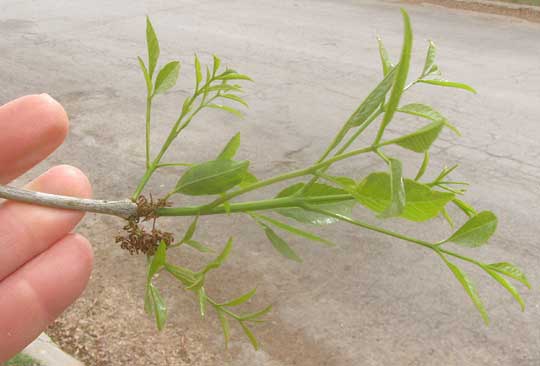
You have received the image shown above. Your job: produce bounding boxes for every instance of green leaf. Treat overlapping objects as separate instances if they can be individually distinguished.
[181,216,198,244]
[356,172,454,222]
[148,284,167,330]
[216,72,252,81]
[137,56,152,95]
[253,213,334,246]
[165,263,196,286]
[185,239,212,253]
[346,66,397,128]
[176,159,249,196]
[201,237,233,274]
[275,183,356,225]
[264,226,302,262]
[194,54,202,87]
[239,171,258,188]
[379,158,406,218]
[445,260,489,324]
[240,304,273,321]
[485,269,525,311]
[418,79,477,94]
[383,121,444,153]
[446,211,498,247]
[153,61,181,95]
[207,103,244,118]
[421,40,437,76]
[397,103,460,136]
[198,287,207,318]
[216,309,230,347]
[377,37,394,76]
[217,133,241,160]
[240,322,259,350]
[205,84,243,93]
[487,262,531,289]
[378,9,413,135]
[415,151,430,181]
[220,93,248,107]
[147,240,167,281]
[212,54,221,76]
[220,288,257,307]
[452,198,477,218]
[146,16,160,77]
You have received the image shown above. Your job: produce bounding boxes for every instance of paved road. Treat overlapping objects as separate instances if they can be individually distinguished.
[1,1,540,365]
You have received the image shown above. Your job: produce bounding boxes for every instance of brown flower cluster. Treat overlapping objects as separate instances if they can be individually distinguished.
[115,195,174,255]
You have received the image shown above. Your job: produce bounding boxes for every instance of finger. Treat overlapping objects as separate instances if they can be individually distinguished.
[0,165,92,281]
[0,233,93,362]
[0,94,69,184]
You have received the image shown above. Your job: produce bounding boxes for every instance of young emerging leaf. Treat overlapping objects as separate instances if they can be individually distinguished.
[377,9,413,139]
[147,240,167,281]
[485,269,525,311]
[382,121,444,153]
[201,237,233,274]
[217,133,241,160]
[194,54,202,87]
[207,103,244,118]
[212,54,221,76]
[487,262,531,289]
[154,61,181,95]
[148,284,168,330]
[253,213,335,247]
[165,263,196,286]
[452,198,477,218]
[181,216,199,244]
[418,79,477,94]
[264,226,302,262]
[275,183,356,225]
[421,40,437,77]
[240,322,259,350]
[137,56,152,94]
[220,93,248,107]
[376,36,394,76]
[397,103,460,136]
[445,260,489,324]
[220,288,257,307]
[415,151,430,181]
[346,66,397,128]
[146,17,160,77]
[379,158,406,218]
[240,304,273,321]
[238,171,258,188]
[185,239,212,253]
[216,72,253,81]
[198,287,207,318]
[216,308,230,347]
[175,159,249,196]
[356,172,454,221]
[445,211,498,247]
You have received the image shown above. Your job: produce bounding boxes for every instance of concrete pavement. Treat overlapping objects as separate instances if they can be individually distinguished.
[1,0,540,365]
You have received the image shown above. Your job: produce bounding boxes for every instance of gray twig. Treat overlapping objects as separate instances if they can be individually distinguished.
[0,184,137,219]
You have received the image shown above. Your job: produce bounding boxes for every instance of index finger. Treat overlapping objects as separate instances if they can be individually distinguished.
[0,94,68,184]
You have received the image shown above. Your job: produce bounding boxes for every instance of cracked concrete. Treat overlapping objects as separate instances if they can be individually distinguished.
[1,0,540,365]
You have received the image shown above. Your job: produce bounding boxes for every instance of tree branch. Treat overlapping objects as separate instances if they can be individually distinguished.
[0,184,137,219]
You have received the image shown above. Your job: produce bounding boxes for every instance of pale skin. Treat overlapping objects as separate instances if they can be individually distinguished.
[0,94,93,362]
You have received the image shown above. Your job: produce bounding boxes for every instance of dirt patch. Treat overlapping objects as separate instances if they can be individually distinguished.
[404,0,540,22]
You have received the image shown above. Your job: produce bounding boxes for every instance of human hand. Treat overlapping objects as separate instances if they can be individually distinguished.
[0,94,93,362]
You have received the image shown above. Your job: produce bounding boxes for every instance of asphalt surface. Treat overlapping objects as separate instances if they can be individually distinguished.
[1,1,540,365]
